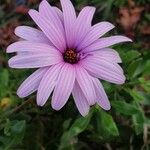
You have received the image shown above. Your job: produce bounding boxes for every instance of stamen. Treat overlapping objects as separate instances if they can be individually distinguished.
[63,49,79,64]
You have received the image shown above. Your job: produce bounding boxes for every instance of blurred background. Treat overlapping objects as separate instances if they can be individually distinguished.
[0,0,150,149]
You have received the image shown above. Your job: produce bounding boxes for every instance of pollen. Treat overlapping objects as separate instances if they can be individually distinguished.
[63,49,79,64]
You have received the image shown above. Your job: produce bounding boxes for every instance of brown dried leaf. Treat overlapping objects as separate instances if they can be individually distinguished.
[15,5,29,14]
[140,25,150,35]
[118,6,144,31]
[0,21,20,48]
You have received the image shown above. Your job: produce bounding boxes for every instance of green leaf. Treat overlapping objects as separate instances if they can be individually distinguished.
[128,59,145,78]
[1,120,26,150]
[11,120,26,135]
[63,118,72,131]
[128,89,144,102]
[122,50,141,63]
[139,77,150,92]
[138,92,150,105]
[142,60,150,75]
[0,69,9,87]
[132,111,145,135]
[96,108,119,138]
[4,119,11,136]
[59,113,92,150]
[111,101,139,115]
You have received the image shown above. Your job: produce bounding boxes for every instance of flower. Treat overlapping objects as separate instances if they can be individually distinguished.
[7,0,132,116]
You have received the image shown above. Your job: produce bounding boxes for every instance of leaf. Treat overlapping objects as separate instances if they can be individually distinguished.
[122,50,141,63]
[0,69,9,87]
[1,120,26,150]
[143,60,150,75]
[96,108,119,138]
[132,110,145,135]
[128,89,144,102]
[4,119,11,136]
[139,77,150,92]
[11,120,26,135]
[63,118,72,131]
[59,113,92,150]
[128,59,145,78]
[111,101,139,115]
[138,92,150,105]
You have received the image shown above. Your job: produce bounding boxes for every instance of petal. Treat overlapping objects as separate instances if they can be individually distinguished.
[15,26,51,44]
[74,6,96,48]
[72,81,90,116]
[52,63,75,110]
[37,63,63,106]
[81,56,125,84]
[7,41,61,53]
[82,36,132,53]
[60,0,76,48]
[92,78,111,110]
[39,0,64,35]
[89,48,122,63]
[78,22,115,50]
[53,7,63,22]
[28,9,66,51]
[8,52,62,69]
[75,66,96,105]
[17,67,49,98]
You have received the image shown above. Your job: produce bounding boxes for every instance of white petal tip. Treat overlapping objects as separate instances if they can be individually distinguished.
[103,105,111,111]
[6,45,12,53]
[122,36,133,42]
[86,6,96,10]
[117,75,126,85]
[28,9,37,16]
[28,9,33,15]
[37,102,45,107]
[51,104,61,111]
[37,96,48,107]
[17,91,26,98]
[80,111,89,117]
[97,102,111,111]
[39,0,47,7]
[127,38,133,42]
[8,60,13,68]
[8,59,18,68]
[120,78,126,85]
[105,21,115,28]
[14,26,21,36]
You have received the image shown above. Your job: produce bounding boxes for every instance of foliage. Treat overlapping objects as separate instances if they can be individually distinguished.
[0,0,150,149]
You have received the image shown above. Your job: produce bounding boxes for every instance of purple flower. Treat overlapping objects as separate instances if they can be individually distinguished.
[7,0,132,116]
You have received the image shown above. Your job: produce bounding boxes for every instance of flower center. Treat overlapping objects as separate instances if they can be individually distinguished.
[63,49,79,64]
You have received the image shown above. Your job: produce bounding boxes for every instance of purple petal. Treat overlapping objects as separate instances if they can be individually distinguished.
[74,6,96,48]
[37,63,63,106]
[92,78,111,110]
[72,81,90,116]
[39,0,64,35]
[82,36,132,53]
[8,52,62,68]
[75,66,96,105]
[89,48,122,63]
[15,26,51,44]
[78,22,115,50]
[7,41,61,53]
[28,9,66,52]
[53,7,63,22]
[60,0,76,48]
[81,56,125,84]
[17,67,49,98]
[52,63,75,110]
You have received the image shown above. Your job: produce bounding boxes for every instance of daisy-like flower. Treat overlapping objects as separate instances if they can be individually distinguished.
[7,0,132,116]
